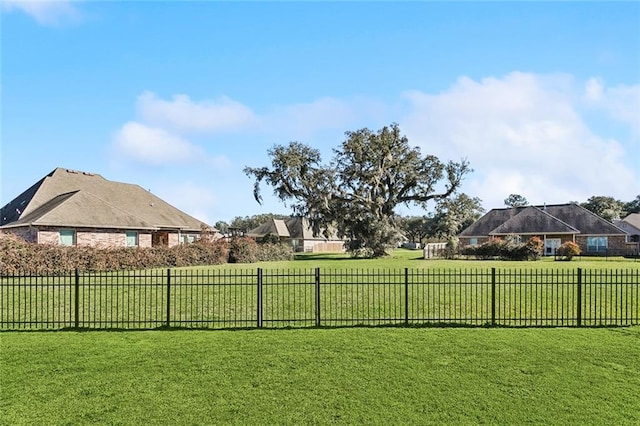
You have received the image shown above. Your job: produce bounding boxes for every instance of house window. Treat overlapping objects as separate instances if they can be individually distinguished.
[545,238,561,256]
[587,237,608,253]
[180,234,197,244]
[505,234,522,244]
[59,229,76,246]
[469,238,478,246]
[126,231,138,247]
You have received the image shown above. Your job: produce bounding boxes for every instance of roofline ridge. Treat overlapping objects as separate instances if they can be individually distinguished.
[530,205,580,232]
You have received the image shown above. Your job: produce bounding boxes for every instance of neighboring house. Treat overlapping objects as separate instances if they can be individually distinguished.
[246,218,291,243]
[614,213,640,244]
[0,167,213,248]
[247,217,346,253]
[458,203,630,256]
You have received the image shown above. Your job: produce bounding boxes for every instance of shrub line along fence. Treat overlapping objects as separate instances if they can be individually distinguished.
[1,268,639,330]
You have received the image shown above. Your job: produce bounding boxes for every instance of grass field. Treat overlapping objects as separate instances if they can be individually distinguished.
[2,249,638,330]
[1,327,639,425]
[192,248,640,271]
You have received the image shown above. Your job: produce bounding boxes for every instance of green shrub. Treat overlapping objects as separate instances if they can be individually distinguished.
[0,234,229,274]
[461,237,543,261]
[556,241,581,261]
[228,237,260,263]
[257,242,294,262]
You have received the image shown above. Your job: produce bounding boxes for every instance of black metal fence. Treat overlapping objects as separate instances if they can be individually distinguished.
[1,268,638,330]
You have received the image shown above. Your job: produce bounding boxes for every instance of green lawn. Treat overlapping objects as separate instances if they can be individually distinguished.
[2,250,638,330]
[183,248,639,271]
[2,327,639,425]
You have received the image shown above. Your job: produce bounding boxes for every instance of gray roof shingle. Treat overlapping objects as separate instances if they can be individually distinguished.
[1,168,207,231]
[459,203,626,237]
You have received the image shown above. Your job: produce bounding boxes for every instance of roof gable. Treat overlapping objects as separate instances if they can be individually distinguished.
[247,218,291,238]
[459,203,626,238]
[490,206,578,235]
[1,167,207,231]
[621,213,640,229]
[542,204,625,235]
[285,217,342,240]
[458,207,524,237]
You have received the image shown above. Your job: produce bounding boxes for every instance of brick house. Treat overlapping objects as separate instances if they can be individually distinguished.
[247,217,346,253]
[0,168,213,248]
[458,203,630,256]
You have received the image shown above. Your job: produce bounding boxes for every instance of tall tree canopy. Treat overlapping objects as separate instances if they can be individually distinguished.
[244,123,471,257]
[433,193,485,238]
[398,215,437,245]
[504,194,529,208]
[624,195,640,215]
[581,196,625,222]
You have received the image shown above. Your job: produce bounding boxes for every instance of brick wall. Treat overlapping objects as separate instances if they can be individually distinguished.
[38,229,59,244]
[33,227,154,248]
[459,237,490,247]
[575,235,628,255]
[168,233,180,247]
[3,227,38,243]
[6,226,181,248]
[139,233,152,248]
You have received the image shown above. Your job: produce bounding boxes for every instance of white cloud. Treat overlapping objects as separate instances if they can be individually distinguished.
[583,78,640,133]
[113,73,638,218]
[154,181,218,225]
[401,72,638,209]
[137,91,256,133]
[113,121,207,166]
[262,96,386,140]
[1,0,82,26]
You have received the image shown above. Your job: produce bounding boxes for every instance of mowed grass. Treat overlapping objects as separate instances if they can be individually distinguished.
[2,327,640,425]
[183,248,640,271]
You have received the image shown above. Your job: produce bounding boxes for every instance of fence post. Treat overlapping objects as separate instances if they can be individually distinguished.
[576,268,582,327]
[74,269,80,328]
[257,268,263,328]
[166,268,171,328]
[315,267,321,327]
[404,268,409,325]
[491,268,496,326]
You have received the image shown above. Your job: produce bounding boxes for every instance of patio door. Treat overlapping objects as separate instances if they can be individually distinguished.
[544,238,561,256]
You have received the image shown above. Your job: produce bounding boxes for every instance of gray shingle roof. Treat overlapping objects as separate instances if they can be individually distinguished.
[246,219,291,238]
[490,206,578,235]
[285,217,341,240]
[0,168,207,231]
[620,213,640,230]
[459,203,626,237]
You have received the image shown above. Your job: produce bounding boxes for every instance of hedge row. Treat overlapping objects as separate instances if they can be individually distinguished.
[0,234,293,275]
[461,237,543,261]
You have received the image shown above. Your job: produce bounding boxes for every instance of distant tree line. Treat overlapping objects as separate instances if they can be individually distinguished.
[214,193,639,249]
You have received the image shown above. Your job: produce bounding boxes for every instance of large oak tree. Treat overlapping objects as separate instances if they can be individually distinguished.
[244,123,470,257]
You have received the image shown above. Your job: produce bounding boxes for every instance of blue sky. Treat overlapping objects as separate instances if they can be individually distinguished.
[2,1,639,225]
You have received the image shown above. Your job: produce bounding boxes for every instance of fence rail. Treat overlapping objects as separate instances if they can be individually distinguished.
[1,268,638,330]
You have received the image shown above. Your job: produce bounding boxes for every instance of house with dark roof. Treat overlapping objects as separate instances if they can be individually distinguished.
[614,213,640,244]
[247,217,345,253]
[458,203,631,256]
[0,168,213,248]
